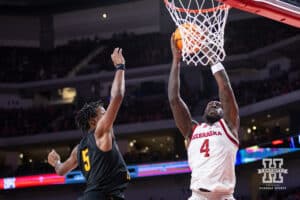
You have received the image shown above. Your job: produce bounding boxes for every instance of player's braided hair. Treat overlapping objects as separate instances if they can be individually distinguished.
[75,101,103,132]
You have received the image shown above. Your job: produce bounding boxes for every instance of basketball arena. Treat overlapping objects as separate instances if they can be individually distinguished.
[0,0,299,199]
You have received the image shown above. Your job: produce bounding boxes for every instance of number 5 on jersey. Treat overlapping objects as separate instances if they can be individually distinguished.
[200,139,210,157]
[82,148,91,172]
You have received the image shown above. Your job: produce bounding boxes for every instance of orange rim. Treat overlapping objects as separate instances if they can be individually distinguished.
[164,0,230,13]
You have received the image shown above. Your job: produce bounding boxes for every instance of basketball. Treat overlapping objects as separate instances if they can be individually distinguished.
[174,26,183,50]
[173,23,203,54]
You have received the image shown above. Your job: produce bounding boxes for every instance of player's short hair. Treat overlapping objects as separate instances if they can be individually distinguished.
[75,100,103,132]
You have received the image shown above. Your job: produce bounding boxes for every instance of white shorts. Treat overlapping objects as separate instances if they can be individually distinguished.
[188,190,235,200]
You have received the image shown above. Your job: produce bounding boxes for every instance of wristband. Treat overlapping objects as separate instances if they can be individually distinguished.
[211,62,225,74]
[55,160,61,167]
[115,64,125,71]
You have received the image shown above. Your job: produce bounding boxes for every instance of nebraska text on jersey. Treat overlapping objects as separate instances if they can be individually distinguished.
[191,131,222,140]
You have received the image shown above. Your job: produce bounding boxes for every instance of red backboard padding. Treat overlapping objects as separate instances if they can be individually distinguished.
[218,0,300,28]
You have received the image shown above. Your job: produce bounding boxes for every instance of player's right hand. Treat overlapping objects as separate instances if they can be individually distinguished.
[48,149,61,167]
[170,33,181,62]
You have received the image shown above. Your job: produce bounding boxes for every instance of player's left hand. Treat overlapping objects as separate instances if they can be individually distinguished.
[111,48,125,67]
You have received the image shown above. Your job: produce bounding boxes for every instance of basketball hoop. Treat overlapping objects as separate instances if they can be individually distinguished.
[164,0,230,66]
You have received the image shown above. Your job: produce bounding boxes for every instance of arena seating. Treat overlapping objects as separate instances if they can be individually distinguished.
[1,69,299,139]
[0,18,298,82]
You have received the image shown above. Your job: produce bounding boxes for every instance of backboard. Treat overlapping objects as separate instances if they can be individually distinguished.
[218,0,300,28]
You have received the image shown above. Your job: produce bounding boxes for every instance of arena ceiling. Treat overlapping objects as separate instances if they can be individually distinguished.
[0,0,138,15]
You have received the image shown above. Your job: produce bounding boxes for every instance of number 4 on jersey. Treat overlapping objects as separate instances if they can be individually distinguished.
[200,139,210,157]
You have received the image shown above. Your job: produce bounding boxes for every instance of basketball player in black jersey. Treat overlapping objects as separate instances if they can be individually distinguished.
[47,48,130,200]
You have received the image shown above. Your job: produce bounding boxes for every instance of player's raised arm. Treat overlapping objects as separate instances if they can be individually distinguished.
[212,63,239,135]
[48,146,78,176]
[168,34,194,139]
[95,48,125,135]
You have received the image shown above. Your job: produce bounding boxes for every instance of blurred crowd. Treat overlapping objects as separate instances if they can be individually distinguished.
[234,70,300,106]
[0,104,76,137]
[225,18,300,55]
[0,68,299,151]
[0,18,299,82]
[0,33,171,82]
[1,67,299,137]
[0,77,205,137]
[79,33,171,75]
[0,39,97,82]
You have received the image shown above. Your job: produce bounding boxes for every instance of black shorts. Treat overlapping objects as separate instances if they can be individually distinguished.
[78,191,125,200]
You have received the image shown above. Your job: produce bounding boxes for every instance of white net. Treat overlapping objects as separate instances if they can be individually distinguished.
[165,0,230,66]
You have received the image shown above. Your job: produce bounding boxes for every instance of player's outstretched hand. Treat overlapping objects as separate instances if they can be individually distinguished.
[48,149,61,167]
[170,33,181,63]
[111,48,125,67]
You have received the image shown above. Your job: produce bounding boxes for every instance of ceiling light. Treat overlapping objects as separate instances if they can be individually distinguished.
[285,128,289,132]
[102,13,107,19]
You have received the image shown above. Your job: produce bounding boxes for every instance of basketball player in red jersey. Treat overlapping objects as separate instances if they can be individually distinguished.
[168,33,239,200]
